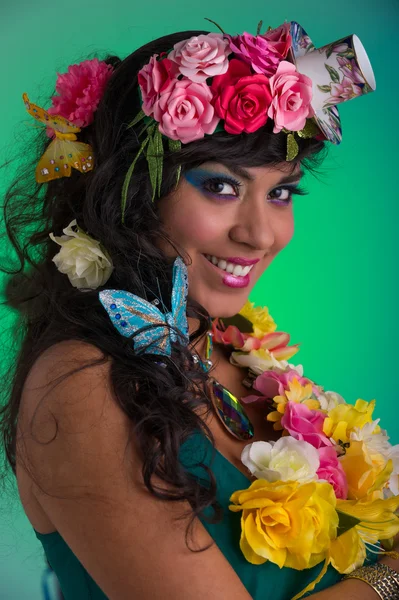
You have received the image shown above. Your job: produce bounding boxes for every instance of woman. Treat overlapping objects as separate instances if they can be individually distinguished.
[1,22,398,600]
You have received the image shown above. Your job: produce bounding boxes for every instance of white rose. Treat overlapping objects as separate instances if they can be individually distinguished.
[49,220,113,290]
[241,437,320,483]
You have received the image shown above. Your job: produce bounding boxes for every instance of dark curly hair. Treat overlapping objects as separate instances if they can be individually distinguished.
[0,29,327,548]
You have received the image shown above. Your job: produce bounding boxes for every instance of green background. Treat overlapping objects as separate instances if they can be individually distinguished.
[0,0,397,598]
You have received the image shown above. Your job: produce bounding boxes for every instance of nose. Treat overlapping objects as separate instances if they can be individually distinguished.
[228,197,276,252]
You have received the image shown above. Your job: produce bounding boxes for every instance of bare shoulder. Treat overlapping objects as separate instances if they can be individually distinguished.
[17,341,251,600]
[19,340,119,448]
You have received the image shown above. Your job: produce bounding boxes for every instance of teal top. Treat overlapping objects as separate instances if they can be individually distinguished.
[34,432,374,600]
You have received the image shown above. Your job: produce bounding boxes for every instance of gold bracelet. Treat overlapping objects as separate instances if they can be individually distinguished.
[343,563,399,599]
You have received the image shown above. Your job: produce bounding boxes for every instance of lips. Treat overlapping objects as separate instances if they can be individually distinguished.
[202,254,253,289]
[224,257,260,266]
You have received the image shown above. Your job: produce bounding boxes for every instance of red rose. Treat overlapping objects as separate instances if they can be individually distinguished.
[211,59,272,134]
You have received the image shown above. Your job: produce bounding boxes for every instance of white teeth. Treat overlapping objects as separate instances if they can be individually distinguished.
[204,254,254,277]
[232,264,243,276]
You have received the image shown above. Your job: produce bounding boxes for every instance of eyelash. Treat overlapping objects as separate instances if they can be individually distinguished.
[201,175,308,205]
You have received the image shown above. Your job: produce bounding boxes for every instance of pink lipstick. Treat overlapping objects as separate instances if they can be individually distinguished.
[224,257,260,266]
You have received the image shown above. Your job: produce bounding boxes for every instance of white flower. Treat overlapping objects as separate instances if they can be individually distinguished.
[49,220,113,289]
[387,445,399,496]
[350,419,391,455]
[318,390,346,412]
[230,349,290,374]
[241,437,320,483]
[287,362,304,377]
[350,421,399,497]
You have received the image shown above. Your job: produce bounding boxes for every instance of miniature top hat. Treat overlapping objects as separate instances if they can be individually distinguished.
[288,21,376,144]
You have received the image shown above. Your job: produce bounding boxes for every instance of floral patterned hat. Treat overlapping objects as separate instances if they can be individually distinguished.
[22,20,376,221]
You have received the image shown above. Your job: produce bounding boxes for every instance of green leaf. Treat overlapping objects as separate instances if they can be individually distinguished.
[256,20,263,35]
[317,84,332,93]
[175,164,182,190]
[336,510,362,537]
[146,128,158,203]
[286,133,299,162]
[339,49,355,59]
[325,63,341,83]
[168,139,182,189]
[297,119,320,139]
[325,44,334,59]
[121,135,150,224]
[204,17,225,34]
[154,126,164,199]
[127,109,146,129]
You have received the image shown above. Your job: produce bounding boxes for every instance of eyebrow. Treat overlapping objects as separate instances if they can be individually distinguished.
[219,163,305,185]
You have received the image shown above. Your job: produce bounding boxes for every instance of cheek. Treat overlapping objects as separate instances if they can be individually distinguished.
[161,197,223,251]
[276,212,294,250]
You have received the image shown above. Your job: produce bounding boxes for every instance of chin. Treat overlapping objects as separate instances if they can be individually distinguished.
[200,296,249,320]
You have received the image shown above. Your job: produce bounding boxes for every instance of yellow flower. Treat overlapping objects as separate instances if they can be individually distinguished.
[239,300,277,338]
[323,399,376,444]
[329,495,399,574]
[267,377,320,431]
[339,440,393,500]
[229,479,338,570]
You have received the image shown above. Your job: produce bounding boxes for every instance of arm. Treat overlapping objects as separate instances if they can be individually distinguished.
[310,536,399,599]
[18,341,252,600]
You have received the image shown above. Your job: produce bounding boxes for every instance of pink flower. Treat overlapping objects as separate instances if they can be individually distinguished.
[168,33,231,83]
[153,79,219,143]
[211,59,272,134]
[227,32,281,77]
[329,76,363,104]
[242,369,316,404]
[138,56,179,116]
[262,23,292,60]
[46,58,114,137]
[281,401,332,449]
[336,56,365,85]
[228,24,291,77]
[267,60,314,133]
[317,446,348,499]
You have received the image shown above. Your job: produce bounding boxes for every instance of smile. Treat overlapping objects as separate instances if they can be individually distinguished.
[204,254,255,277]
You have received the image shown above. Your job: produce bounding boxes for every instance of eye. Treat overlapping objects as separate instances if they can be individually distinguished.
[268,185,308,206]
[201,175,242,199]
[204,178,240,197]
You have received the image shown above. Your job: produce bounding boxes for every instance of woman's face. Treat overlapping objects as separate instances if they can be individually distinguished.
[157,160,304,318]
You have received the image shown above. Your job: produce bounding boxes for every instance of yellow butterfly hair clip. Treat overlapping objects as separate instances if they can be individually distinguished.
[22,92,95,183]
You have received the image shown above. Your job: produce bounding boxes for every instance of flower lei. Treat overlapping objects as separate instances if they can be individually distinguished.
[212,301,399,600]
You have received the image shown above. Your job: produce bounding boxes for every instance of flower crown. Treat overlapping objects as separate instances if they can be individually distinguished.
[23,19,376,226]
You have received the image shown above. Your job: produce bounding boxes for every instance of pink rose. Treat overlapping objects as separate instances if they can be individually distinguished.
[267,60,315,133]
[168,33,231,83]
[211,59,272,134]
[227,32,281,77]
[281,401,332,449]
[241,369,316,404]
[317,446,348,499]
[138,56,179,116]
[262,23,292,59]
[153,79,219,143]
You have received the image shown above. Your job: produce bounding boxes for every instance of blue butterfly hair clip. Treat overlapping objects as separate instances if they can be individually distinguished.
[99,257,189,356]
